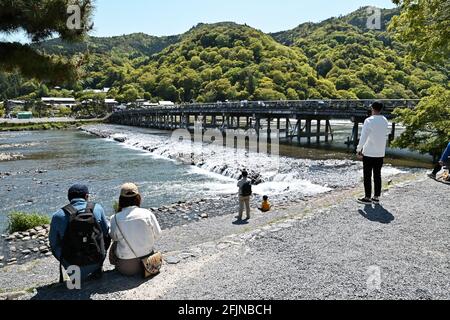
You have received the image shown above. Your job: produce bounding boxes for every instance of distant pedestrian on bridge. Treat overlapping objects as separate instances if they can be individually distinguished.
[356,102,389,205]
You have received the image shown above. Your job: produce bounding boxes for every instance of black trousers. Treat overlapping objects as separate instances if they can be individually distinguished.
[363,156,384,198]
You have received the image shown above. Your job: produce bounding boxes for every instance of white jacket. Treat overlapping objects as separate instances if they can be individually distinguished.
[110,207,162,260]
[357,115,389,158]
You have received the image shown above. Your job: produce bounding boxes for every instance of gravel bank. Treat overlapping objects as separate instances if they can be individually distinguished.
[155,175,450,300]
[2,172,448,300]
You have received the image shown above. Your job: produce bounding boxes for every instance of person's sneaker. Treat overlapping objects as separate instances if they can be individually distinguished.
[357,197,372,204]
[371,197,380,204]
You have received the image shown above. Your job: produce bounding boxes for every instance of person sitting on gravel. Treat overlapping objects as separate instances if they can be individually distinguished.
[237,170,252,220]
[109,183,162,277]
[429,141,450,179]
[258,195,271,213]
[49,184,111,282]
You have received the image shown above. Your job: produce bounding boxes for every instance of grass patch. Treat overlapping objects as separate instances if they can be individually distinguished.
[7,212,50,233]
[0,120,103,132]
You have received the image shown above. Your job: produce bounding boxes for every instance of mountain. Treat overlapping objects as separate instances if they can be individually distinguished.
[271,6,400,46]
[125,22,319,102]
[33,32,180,57]
[271,6,448,100]
[1,7,448,104]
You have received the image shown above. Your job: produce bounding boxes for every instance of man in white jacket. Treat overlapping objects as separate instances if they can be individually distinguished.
[356,102,389,205]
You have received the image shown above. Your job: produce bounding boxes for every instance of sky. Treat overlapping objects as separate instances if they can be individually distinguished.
[2,0,397,42]
[91,0,396,37]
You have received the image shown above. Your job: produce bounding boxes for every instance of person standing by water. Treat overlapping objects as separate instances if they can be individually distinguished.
[356,102,389,205]
[109,183,162,277]
[237,170,252,220]
[49,184,111,282]
[429,141,450,179]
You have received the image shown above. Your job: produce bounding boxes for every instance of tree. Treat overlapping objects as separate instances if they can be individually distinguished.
[253,88,286,101]
[121,85,141,102]
[392,86,450,159]
[0,101,5,117]
[0,0,94,83]
[389,0,450,159]
[316,58,334,78]
[389,0,449,64]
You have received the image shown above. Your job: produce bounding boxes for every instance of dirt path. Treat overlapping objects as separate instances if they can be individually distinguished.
[2,172,448,300]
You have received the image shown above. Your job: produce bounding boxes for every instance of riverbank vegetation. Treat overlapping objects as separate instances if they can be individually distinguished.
[389,0,449,159]
[393,87,450,159]
[7,212,50,234]
[0,121,102,132]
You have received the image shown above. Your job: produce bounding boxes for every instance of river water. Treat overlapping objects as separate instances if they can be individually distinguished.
[0,122,430,231]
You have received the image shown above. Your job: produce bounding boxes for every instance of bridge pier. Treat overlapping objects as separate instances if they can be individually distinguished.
[306,119,312,144]
[325,120,330,143]
[297,118,301,144]
[389,122,396,144]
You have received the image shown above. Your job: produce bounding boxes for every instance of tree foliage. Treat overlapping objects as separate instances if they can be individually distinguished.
[0,0,94,83]
[392,86,450,158]
[389,0,450,64]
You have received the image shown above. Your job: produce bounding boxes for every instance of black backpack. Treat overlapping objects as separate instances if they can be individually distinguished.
[242,181,252,197]
[60,203,106,269]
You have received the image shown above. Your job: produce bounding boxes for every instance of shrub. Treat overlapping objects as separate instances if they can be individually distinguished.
[7,212,50,233]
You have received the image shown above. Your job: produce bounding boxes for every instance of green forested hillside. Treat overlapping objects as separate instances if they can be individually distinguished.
[272,6,449,100]
[1,6,448,104]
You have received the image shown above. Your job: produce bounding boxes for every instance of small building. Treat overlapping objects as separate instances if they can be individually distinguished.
[135,99,147,107]
[105,98,119,108]
[142,102,159,109]
[17,111,33,119]
[82,88,111,94]
[113,104,127,112]
[159,101,175,107]
[41,97,77,108]
[6,100,26,113]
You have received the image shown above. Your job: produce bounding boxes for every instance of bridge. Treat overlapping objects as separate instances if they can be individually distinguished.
[108,99,420,148]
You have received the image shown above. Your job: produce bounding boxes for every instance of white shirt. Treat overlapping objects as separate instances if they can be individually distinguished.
[110,207,162,260]
[357,115,389,158]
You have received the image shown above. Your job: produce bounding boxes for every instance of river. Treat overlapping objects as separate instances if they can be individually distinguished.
[0,122,430,231]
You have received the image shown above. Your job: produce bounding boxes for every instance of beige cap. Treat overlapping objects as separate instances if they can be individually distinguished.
[120,183,140,198]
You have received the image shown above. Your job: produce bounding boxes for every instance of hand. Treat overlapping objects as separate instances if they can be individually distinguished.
[357,152,363,160]
[439,161,444,166]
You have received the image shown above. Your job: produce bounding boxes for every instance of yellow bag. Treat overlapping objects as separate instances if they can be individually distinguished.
[142,252,162,278]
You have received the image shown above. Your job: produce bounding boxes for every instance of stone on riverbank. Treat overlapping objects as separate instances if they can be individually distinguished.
[165,256,181,265]
[39,246,49,253]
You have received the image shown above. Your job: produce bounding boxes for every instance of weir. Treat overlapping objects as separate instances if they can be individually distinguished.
[108,99,419,148]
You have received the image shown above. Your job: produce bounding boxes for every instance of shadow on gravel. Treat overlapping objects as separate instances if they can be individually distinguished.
[358,204,395,224]
[232,219,250,225]
[30,270,149,300]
